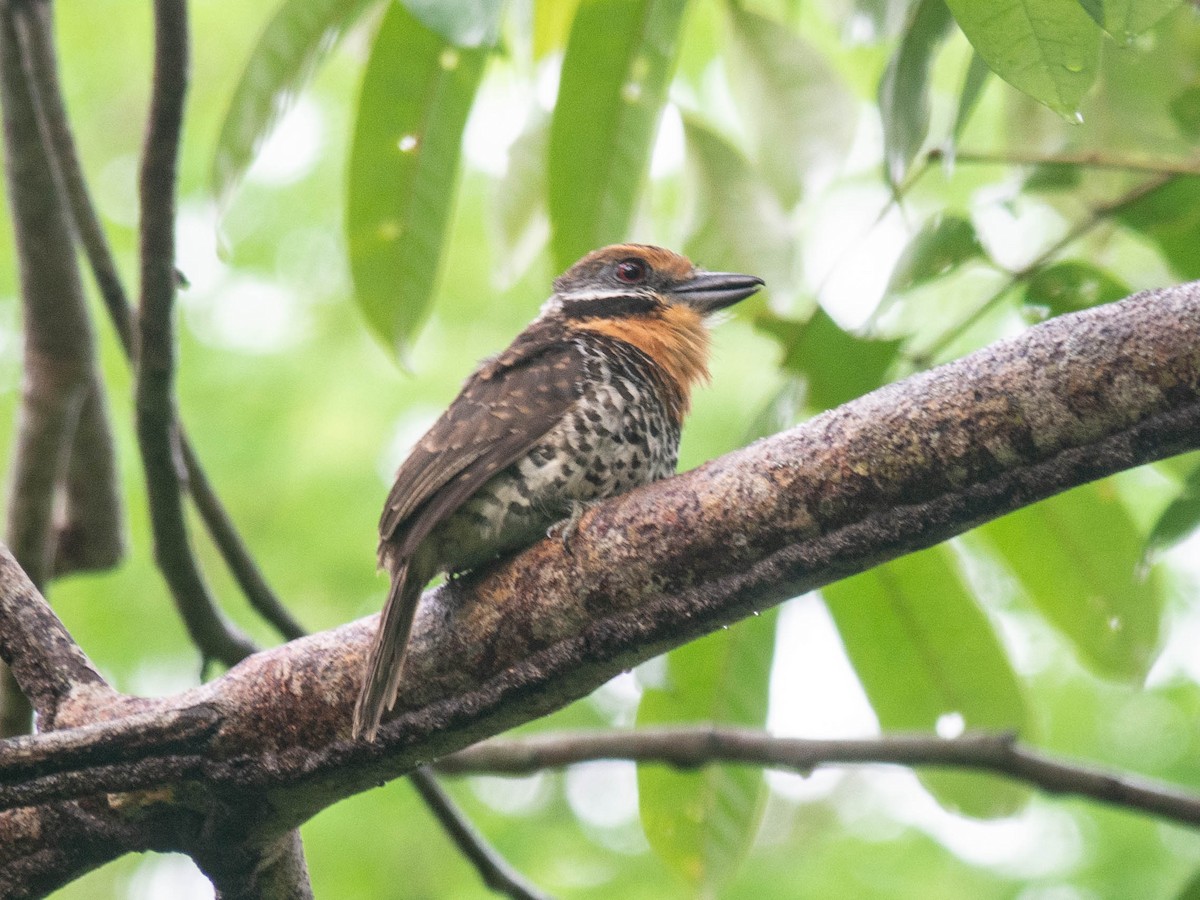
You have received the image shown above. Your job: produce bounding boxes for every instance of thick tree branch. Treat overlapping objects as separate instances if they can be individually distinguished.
[1,283,1198,892]
[135,0,256,666]
[439,728,1200,827]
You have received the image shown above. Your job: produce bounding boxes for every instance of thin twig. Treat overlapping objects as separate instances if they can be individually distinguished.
[439,727,1200,828]
[931,145,1200,177]
[410,768,554,900]
[11,0,303,640]
[180,441,306,640]
[136,0,256,667]
[912,172,1174,365]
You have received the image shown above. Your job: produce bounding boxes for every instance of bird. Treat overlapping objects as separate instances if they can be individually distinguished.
[352,244,763,740]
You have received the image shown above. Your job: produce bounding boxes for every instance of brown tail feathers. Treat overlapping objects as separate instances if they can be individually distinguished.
[352,561,424,741]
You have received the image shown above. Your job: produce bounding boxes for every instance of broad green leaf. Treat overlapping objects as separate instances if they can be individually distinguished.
[886,214,984,294]
[212,0,379,205]
[1024,261,1129,316]
[548,0,687,271]
[951,51,991,140]
[682,117,794,299]
[726,5,856,207]
[401,0,506,47]
[534,0,582,58]
[979,483,1162,680]
[346,3,488,356]
[878,0,953,185]
[945,0,1102,117]
[1116,176,1200,280]
[1079,0,1183,40]
[824,546,1030,817]
[755,308,902,412]
[637,611,776,892]
[1145,461,1200,560]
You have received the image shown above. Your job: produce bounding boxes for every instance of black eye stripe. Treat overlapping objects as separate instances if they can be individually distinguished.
[563,295,662,320]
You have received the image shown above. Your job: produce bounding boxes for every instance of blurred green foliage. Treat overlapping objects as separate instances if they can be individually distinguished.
[2,0,1200,896]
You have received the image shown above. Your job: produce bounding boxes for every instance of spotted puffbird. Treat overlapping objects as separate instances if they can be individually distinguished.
[352,243,763,740]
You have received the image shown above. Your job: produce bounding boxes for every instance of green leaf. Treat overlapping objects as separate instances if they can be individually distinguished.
[212,0,379,205]
[726,5,857,207]
[637,611,776,892]
[1116,176,1200,280]
[401,0,506,47]
[945,0,1102,117]
[756,308,902,412]
[548,0,687,271]
[1024,261,1130,316]
[681,117,795,299]
[1146,461,1200,559]
[346,3,488,356]
[951,51,991,141]
[1083,0,1183,40]
[886,214,984,294]
[978,482,1163,680]
[824,546,1030,817]
[534,0,582,58]
[878,0,953,185]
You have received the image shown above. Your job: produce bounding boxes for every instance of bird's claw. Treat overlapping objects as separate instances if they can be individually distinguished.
[547,500,595,554]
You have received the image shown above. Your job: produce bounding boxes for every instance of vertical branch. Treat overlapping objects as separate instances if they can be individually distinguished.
[12,0,303,639]
[2,1,126,583]
[0,0,117,733]
[136,0,256,666]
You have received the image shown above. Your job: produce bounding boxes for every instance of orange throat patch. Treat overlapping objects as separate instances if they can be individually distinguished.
[577,305,712,421]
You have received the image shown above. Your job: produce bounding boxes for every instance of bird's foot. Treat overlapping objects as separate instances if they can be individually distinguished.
[547,500,597,554]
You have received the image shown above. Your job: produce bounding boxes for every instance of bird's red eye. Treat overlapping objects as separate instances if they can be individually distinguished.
[615,258,649,284]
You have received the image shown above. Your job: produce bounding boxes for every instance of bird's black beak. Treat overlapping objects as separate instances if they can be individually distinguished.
[671,270,764,315]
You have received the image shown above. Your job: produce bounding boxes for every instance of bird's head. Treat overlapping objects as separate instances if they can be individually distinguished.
[545,244,764,418]
[549,244,763,318]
